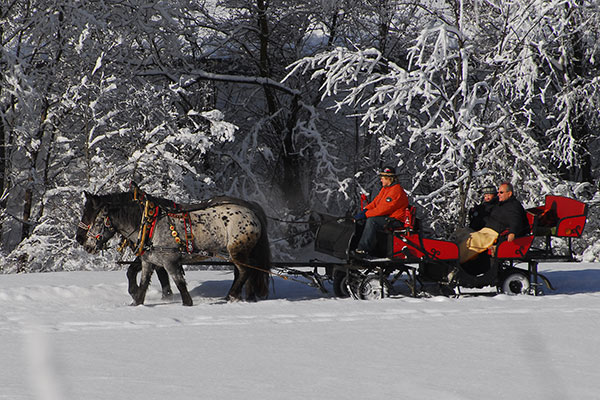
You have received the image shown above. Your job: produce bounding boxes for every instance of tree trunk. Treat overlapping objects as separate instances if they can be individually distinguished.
[20,100,50,242]
[0,110,5,245]
[20,188,33,241]
[280,96,305,212]
[255,0,306,212]
[559,4,594,184]
[0,19,5,245]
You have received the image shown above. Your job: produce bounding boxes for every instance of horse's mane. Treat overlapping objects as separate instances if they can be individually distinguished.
[96,192,143,230]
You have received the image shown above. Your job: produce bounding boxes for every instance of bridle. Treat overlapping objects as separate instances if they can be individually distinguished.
[78,207,116,250]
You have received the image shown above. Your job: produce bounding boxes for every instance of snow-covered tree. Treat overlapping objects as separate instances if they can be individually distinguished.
[1,0,598,271]
[0,0,236,270]
[285,0,599,240]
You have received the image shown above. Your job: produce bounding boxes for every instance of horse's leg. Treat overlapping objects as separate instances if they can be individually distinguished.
[226,264,249,302]
[244,268,260,302]
[164,263,192,306]
[127,259,172,300]
[126,258,141,297]
[155,267,173,299]
[230,249,266,302]
[244,264,270,301]
[245,278,257,302]
[132,260,153,306]
[226,250,252,302]
[225,265,240,301]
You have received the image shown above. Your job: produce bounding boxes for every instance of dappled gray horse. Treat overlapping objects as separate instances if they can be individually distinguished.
[76,190,271,305]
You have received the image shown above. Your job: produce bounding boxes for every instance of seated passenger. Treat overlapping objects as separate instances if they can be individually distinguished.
[453,184,498,244]
[352,167,409,258]
[469,185,498,231]
[458,182,529,264]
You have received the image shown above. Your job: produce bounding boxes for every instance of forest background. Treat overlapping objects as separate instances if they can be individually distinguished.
[1,0,599,273]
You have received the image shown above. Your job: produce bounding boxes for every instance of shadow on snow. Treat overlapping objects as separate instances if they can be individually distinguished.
[174,268,600,303]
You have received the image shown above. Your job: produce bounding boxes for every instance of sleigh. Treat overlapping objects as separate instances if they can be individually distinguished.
[314,195,588,299]
[79,183,588,304]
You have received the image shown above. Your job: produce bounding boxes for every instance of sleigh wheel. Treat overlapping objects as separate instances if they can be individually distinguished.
[333,270,351,298]
[359,274,390,300]
[500,272,530,295]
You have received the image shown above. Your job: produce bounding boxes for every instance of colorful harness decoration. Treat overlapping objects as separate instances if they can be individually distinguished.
[168,212,195,253]
[132,185,161,256]
[134,200,159,256]
[130,183,201,255]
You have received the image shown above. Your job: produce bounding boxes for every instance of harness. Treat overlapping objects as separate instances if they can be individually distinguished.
[132,186,196,256]
[166,212,195,254]
[135,197,159,256]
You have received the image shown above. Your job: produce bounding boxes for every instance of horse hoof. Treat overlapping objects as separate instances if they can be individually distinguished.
[225,295,241,303]
[130,296,145,306]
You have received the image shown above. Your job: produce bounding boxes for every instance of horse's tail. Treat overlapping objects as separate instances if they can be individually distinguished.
[247,203,271,299]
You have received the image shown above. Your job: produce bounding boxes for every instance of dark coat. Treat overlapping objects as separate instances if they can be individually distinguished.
[469,197,498,231]
[484,196,529,236]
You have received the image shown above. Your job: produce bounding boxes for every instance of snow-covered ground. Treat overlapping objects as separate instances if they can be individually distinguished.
[1,262,599,400]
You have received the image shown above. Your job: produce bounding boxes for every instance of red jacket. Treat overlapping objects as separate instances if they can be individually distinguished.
[364,183,409,220]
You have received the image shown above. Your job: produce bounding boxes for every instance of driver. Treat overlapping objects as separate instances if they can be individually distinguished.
[352,167,409,258]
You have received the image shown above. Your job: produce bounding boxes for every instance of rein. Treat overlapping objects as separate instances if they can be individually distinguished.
[266,212,322,243]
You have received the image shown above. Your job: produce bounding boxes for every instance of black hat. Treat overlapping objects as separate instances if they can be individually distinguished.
[481,185,496,195]
[379,166,397,177]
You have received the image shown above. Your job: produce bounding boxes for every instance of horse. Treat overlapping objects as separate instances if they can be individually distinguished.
[75,189,271,306]
[73,199,174,299]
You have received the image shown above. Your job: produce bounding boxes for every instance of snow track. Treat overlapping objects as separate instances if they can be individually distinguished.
[1,266,599,400]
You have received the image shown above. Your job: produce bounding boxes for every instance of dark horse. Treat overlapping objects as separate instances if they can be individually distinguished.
[76,189,271,306]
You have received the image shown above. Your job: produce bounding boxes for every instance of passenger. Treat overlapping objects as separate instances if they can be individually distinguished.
[469,185,498,231]
[458,182,529,264]
[452,184,498,244]
[353,166,409,258]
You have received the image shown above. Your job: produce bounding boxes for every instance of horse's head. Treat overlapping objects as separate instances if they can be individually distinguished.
[76,192,117,253]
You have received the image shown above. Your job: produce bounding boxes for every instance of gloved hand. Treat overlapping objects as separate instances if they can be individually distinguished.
[354,210,367,220]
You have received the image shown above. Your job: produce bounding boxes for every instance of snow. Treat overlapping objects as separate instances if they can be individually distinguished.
[2,262,600,400]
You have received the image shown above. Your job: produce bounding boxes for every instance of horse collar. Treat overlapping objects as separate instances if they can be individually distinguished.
[135,201,160,256]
